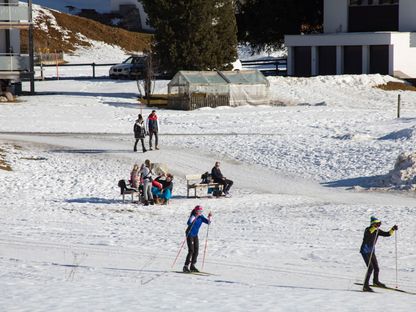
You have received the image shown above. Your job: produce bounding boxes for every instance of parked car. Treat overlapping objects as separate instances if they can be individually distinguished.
[109,55,147,79]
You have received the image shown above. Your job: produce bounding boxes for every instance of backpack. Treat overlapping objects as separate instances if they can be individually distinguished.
[118,179,127,194]
[201,171,212,184]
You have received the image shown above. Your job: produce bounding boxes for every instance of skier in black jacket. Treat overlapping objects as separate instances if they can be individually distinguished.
[360,216,398,292]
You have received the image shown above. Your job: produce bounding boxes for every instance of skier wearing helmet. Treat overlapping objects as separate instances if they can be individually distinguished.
[183,205,212,273]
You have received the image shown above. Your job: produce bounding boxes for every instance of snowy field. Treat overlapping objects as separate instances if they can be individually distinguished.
[1,73,416,311]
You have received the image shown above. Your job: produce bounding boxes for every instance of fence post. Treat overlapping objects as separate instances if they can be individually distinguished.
[92,62,96,78]
[55,52,59,80]
[40,62,44,80]
[397,94,401,119]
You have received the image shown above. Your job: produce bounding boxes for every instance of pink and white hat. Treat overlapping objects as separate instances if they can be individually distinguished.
[194,205,203,213]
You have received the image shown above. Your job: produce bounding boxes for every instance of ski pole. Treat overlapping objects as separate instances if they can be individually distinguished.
[171,236,187,269]
[171,217,198,269]
[395,230,398,289]
[363,227,379,287]
[202,215,211,270]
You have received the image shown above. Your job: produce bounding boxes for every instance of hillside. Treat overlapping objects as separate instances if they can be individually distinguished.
[21,4,151,55]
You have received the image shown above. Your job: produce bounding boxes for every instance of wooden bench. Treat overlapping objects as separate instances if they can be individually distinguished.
[118,179,140,203]
[185,174,222,198]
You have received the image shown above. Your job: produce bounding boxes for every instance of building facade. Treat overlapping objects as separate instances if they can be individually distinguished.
[110,0,153,32]
[285,0,416,78]
[0,0,32,94]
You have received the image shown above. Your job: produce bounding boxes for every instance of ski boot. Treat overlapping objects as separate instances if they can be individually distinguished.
[363,285,374,292]
[373,280,386,288]
[183,265,190,273]
[190,265,199,273]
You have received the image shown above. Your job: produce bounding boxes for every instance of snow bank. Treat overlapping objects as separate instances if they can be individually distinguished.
[384,152,416,190]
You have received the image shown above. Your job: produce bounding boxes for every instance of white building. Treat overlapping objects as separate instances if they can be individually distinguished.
[0,0,32,94]
[285,0,416,78]
[110,0,153,32]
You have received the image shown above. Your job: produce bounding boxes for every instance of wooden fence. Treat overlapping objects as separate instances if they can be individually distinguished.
[168,93,230,110]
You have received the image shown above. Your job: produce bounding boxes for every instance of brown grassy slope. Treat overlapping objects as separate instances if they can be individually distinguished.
[21,10,151,54]
[375,81,416,92]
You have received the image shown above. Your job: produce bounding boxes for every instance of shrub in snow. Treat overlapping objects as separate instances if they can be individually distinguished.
[386,152,416,189]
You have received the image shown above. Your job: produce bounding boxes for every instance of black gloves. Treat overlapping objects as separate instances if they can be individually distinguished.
[392,225,398,231]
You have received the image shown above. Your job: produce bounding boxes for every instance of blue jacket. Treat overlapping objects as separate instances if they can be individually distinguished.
[186,215,210,237]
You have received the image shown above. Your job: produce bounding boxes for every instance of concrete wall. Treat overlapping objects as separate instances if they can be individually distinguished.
[285,32,394,47]
[324,0,348,33]
[391,33,416,78]
[399,0,416,32]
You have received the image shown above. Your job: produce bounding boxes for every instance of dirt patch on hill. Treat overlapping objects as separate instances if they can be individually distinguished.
[375,81,416,92]
[0,148,12,171]
[21,10,151,54]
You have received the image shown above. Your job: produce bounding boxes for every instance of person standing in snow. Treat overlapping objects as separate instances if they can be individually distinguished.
[183,205,212,273]
[133,114,147,153]
[360,216,398,292]
[140,159,154,206]
[211,161,233,196]
[146,110,160,150]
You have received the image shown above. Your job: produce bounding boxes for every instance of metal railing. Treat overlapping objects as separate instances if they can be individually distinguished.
[0,54,30,71]
[37,62,117,79]
[241,58,287,76]
[30,58,288,80]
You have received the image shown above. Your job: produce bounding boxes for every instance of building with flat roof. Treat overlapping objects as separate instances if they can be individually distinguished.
[285,0,416,78]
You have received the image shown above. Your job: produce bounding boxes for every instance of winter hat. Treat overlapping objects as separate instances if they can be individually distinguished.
[370,216,381,224]
[193,205,203,213]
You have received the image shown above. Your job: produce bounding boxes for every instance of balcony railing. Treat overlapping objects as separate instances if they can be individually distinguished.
[0,4,29,22]
[0,55,30,71]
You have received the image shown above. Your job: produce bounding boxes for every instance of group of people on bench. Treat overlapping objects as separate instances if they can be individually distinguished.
[130,159,174,206]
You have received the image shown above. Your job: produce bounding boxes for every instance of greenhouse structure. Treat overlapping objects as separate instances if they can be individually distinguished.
[167,70,270,110]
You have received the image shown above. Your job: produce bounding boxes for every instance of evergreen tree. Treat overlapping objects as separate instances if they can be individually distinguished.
[236,0,323,52]
[142,0,238,74]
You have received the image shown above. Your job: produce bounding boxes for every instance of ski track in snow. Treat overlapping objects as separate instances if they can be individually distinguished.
[1,74,416,311]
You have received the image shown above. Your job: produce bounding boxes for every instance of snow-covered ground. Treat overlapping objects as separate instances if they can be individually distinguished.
[1,73,416,311]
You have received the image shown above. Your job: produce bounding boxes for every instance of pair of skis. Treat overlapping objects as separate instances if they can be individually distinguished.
[354,283,415,295]
[173,271,214,276]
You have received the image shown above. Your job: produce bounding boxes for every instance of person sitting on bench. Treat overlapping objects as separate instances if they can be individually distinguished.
[211,161,233,196]
[152,173,174,204]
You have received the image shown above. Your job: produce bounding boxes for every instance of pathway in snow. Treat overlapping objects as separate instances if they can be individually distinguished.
[1,132,415,207]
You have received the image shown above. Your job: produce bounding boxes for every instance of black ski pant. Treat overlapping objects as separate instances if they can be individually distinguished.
[134,138,146,152]
[217,178,233,194]
[149,130,158,148]
[362,253,380,286]
[185,236,199,266]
